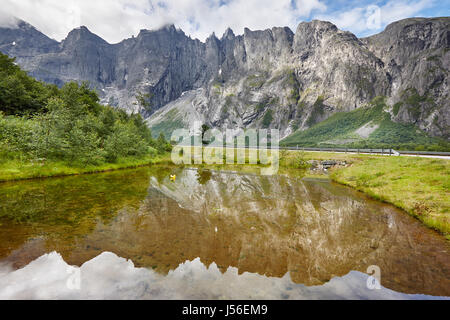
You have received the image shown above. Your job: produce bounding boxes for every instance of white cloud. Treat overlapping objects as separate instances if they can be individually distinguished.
[314,0,435,36]
[0,0,327,43]
[0,0,438,42]
[0,9,20,28]
[294,0,327,17]
[379,0,434,24]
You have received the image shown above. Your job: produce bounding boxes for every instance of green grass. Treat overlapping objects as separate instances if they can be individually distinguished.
[282,97,385,145]
[305,96,325,126]
[262,109,273,128]
[0,154,172,182]
[330,156,450,238]
[393,102,403,116]
[149,108,185,139]
[150,118,184,139]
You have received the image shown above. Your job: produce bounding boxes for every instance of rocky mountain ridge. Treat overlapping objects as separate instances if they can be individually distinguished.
[0,17,448,140]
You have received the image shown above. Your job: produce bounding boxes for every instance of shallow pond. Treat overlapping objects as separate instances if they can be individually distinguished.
[0,166,448,299]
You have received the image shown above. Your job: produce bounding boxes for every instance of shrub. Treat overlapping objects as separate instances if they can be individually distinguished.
[262,110,273,128]
[104,121,148,162]
[0,61,162,167]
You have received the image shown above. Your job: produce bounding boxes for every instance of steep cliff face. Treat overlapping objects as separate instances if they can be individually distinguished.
[0,17,448,140]
[362,17,450,138]
[105,26,211,114]
[150,20,393,138]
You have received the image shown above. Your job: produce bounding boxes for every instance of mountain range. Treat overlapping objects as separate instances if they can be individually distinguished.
[0,17,449,147]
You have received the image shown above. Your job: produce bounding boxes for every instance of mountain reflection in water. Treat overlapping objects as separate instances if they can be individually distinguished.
[0,166,448,299]
[0,252,446,300]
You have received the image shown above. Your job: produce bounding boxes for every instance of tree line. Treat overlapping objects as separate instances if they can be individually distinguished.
[0,52,171,166]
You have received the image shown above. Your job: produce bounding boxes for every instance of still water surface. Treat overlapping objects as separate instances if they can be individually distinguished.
[0,166,448,299]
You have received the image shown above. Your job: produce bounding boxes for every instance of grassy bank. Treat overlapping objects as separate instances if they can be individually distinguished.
[330,156,449,238]
[0,153,172,182]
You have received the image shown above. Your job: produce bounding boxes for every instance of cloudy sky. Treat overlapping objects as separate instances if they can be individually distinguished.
[0,0,447,43]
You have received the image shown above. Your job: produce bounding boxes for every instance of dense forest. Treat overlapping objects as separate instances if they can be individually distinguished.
[0,52,171,167]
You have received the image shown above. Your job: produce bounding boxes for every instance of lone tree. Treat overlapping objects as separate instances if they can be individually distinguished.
[201,124,211,144]
[134,91,154,113]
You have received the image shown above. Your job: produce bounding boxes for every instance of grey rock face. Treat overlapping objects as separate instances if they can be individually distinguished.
[0,20,59,56]
[0,17,448,139]
[362,17,450,138]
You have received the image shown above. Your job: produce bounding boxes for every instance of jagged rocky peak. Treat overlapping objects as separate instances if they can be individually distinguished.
[272,26,294,39]
[293,20,340,49]
[137,24,170,36]
[243,26,275,40]
[221,27,235,40]
[135,23,188,44]
[163,23,177,32]
[243,26,294,70]
[16,19,35,30]
[383,17,449,45]
[363,17,450,57]
[296,19,338,35]
[206,32,219,42]
[62,25,109,48]
[271,26,295,52]
[153,23,183,34]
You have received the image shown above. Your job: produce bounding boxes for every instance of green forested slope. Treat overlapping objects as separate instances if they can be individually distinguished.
[282,97,450,151]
